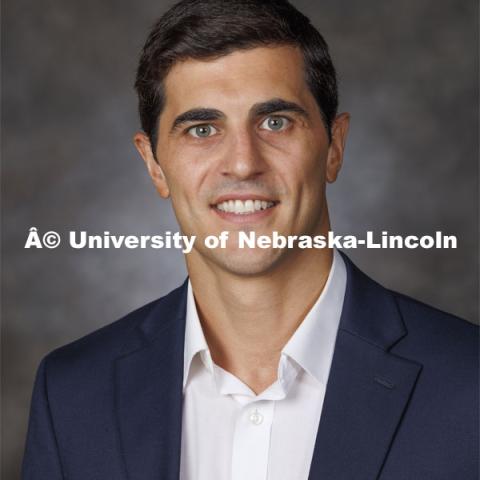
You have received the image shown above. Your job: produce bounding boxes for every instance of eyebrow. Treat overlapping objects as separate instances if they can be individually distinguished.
[171,108,224,132]
[250,98,309,119]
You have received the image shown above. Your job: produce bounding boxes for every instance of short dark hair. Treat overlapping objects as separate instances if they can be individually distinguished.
[134,0,338,150]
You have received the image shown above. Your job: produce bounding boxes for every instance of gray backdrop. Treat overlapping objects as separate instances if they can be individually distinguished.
[2,0,478,477]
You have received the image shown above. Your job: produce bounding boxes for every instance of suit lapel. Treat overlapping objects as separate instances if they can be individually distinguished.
[308,254,422,480]
[114,282,188,480]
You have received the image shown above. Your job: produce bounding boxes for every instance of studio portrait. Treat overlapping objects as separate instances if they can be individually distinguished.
[2,0,478,479]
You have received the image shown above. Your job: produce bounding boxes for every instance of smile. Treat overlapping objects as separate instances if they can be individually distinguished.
[215,199,276,215]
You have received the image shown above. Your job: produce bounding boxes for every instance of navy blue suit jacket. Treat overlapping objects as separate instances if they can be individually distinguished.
[22,255,478,479]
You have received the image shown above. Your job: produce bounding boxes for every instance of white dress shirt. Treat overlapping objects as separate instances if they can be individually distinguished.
[179,249,347,480]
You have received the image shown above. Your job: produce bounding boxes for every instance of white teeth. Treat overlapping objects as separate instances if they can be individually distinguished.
[215,199,275,214]
[235,199,244,213]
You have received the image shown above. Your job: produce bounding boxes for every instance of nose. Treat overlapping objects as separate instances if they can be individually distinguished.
[220,129,267,180]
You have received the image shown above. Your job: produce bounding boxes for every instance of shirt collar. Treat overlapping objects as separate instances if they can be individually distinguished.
[281,248,346,387]
[183,281,210,391]
[182,249,347,391]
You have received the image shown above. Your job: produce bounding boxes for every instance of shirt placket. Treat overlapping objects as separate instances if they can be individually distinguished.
[231,399,275,480]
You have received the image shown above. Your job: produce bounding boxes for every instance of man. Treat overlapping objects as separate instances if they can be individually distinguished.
[22,1,478,479]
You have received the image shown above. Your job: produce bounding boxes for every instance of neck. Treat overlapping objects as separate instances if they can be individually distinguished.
[186,224,334,394]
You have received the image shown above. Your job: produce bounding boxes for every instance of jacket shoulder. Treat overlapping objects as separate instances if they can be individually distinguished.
[43,283,185,373]
[393,290,477,335]
[390,290,478,365]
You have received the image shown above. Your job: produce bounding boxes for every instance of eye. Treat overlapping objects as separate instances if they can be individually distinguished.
[260,116,290,132]
[187,124,218,138]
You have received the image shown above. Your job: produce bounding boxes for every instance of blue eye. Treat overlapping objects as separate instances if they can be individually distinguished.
[188,124,217,138]
[260,116,290,131]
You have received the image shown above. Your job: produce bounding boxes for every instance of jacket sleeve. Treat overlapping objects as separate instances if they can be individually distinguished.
[22,355,64,479]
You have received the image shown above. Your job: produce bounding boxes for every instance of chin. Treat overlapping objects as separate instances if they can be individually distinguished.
[209,247,286,277]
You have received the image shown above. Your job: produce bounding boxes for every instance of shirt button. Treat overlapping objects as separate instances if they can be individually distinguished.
[249,409,263,425]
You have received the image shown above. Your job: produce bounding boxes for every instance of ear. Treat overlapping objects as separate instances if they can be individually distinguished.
[133,132,170,198]
[326,112,350,183]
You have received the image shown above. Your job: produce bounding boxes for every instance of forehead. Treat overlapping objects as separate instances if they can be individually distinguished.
[161,45,312,115]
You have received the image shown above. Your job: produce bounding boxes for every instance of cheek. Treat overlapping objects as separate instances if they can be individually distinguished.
[275,140,327,198]
[162,152,212,212]
[164,134,232,200]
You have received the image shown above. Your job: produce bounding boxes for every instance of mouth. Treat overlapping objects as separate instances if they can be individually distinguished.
[210,195,279,222]
[215,199,276,214]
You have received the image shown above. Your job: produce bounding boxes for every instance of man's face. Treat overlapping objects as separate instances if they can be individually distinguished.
[135,45,349,276]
